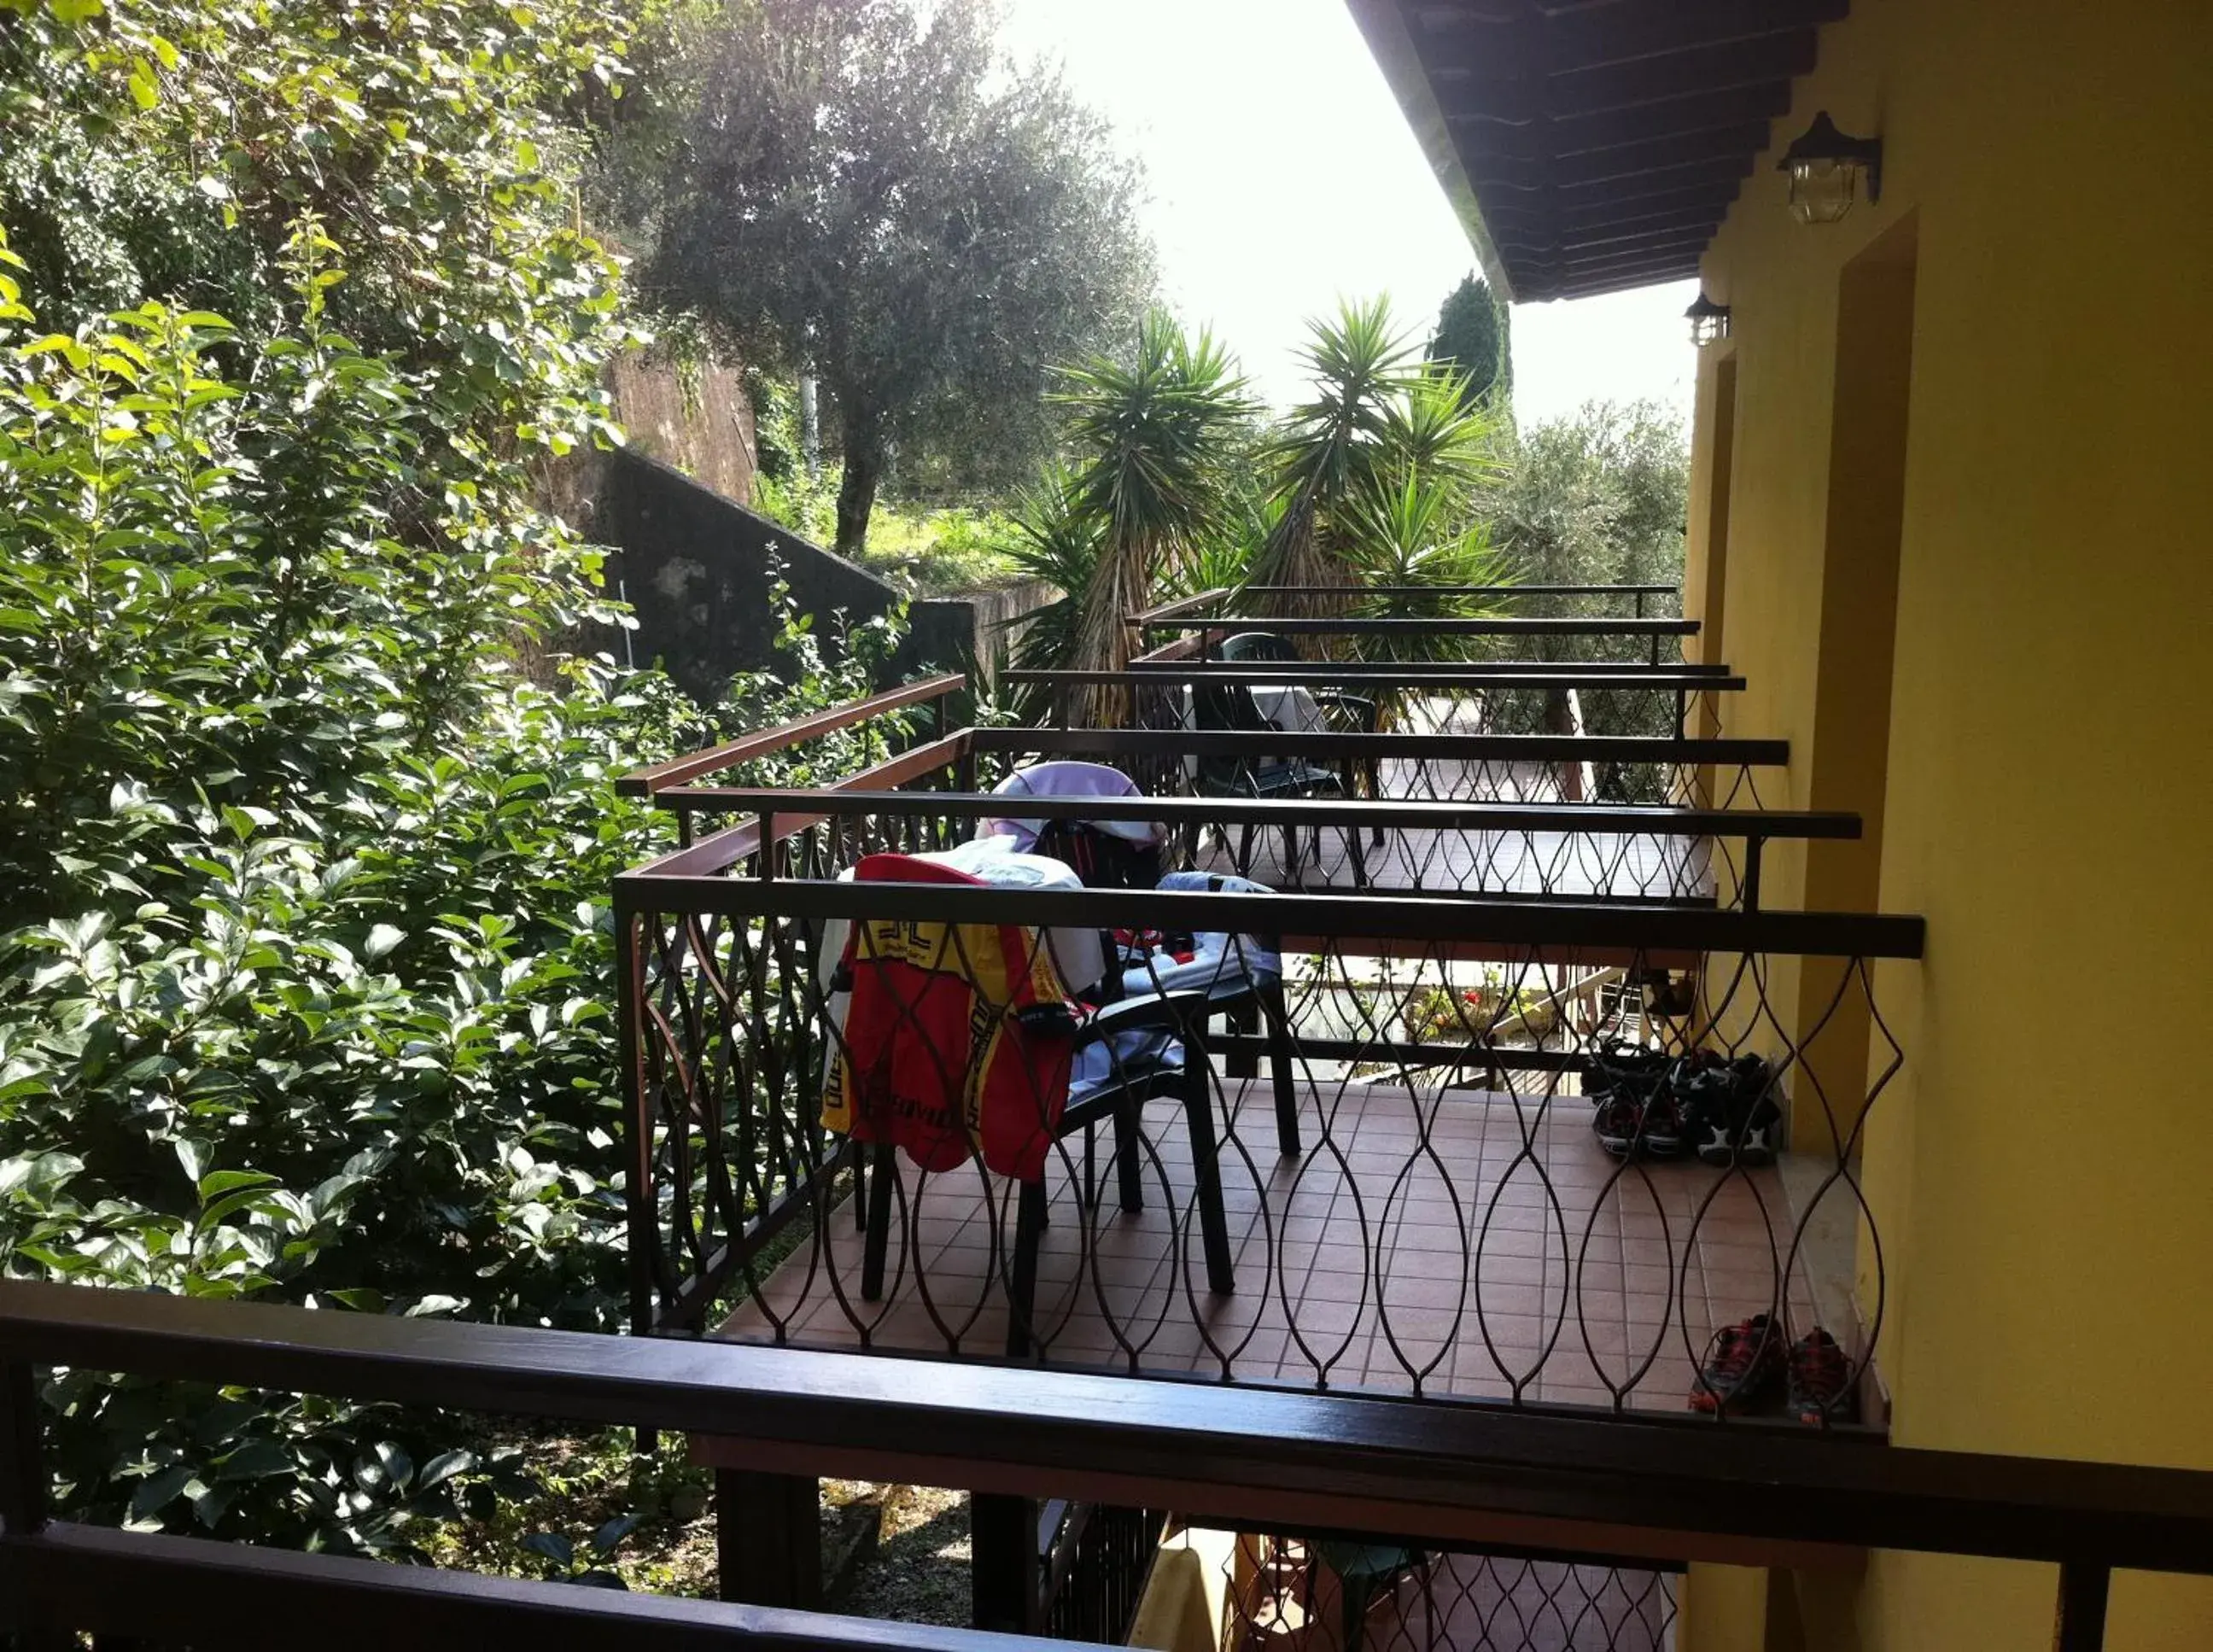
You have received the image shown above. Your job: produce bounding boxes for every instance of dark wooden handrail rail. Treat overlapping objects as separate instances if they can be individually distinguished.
[1128,658,1736,676]
[0,1523,1061,1652]
[616,673,964,798]
[1239,584,1680,598]
[0,1282,2204,1580]
[1012,668,1742,690]
[1124,587,1235,627]
[968,727,1790,766]
[1136,616,1701,636]
[645,787,1861,841]
[612,871,1926,960]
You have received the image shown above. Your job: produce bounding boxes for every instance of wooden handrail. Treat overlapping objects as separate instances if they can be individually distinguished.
[1139,616,1702,635]
[638,730,974,879]
[1011,668,1741,690]
[616,673,964,798]
[1239,584,1679,598]
[0,1522,1065,1652]
[613,873,1927,960]
[966,727,1791,766]
[0,1283,2206,1580]
[645,788,1862,842]
[1124,587,1234,627]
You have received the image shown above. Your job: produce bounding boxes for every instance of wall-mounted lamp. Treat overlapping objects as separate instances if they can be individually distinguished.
[1685,293,1732,347]
[1778,111,1883,225]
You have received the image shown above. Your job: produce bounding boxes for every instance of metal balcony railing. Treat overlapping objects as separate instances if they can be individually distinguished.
[615,779,1918,1433]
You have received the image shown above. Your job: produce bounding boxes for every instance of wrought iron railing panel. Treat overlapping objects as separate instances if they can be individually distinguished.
[1200,1531,1679,1652]
[619,863,1917,1437]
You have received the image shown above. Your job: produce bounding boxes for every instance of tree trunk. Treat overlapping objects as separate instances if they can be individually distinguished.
[833,406,885,559]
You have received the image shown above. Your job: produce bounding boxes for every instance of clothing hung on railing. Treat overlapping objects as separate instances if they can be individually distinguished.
[820,852,1077,1181]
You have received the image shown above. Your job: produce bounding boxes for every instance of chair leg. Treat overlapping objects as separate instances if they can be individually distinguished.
[1082,1120,1097,1211]
[1112,1100,1145,1215]
[1344,822,1368,888]
[1262,980,1300,1159]
[1279,825,1302,889]
[1179,1059,1236,1297]
[1237,823,1256,873]
[861,1141,896,1302]
[1006,1178,1048,1359]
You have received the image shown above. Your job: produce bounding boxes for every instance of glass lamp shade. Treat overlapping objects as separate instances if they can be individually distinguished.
[1786,156,1860,225]
[1685,295,1731,347]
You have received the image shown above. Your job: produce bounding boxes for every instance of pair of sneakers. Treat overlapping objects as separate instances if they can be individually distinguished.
[1585,1041,1679,1159]
[1689,1315,1858,1425]
[1674,1052,1784,1167]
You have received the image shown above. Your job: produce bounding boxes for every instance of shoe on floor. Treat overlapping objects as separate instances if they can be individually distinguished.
[1584,1039,1670,1106]
[1786,1328,1858,1426]
[1689,1313,1785,1414]
[1593,1085,1683,1158]
[1682,1055,1782,1167]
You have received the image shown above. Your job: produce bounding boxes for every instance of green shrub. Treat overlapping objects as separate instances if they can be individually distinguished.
[0,0,911,1555]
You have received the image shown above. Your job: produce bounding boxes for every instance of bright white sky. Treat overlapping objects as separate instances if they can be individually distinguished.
[995,0,1699,426]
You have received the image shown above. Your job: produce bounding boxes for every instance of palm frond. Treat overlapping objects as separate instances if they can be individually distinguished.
[1051,309,1257,720]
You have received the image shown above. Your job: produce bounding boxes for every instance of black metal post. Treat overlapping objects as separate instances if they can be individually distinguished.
[1742,838,1764,914]
[2,1359,68,1650]
[972,1491,1038,1633]
[2053,1562,2111,1652]
[0,1360,44,1538]
[716,1469,822,1608]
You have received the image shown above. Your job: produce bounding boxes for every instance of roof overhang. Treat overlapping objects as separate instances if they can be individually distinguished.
[1347,0,1846,302]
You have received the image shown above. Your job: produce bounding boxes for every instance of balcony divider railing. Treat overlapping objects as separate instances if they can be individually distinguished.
[1,1281,2204,1651]
[616,787,1917,1424]
[1137,616,1702,670]
[617,671,966,844]
[1004,667,1738,742]
[1124,583,1683,628]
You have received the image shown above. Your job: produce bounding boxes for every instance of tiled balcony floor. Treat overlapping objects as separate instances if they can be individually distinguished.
[715,1077,1832,1418]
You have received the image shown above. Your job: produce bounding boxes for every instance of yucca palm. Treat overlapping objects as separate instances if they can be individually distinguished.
[1052,309,1255,722]
[1341,469,1521,668]
[1251,296,1420,598]
[998,466,1105,721]
[1387,362,1508,496]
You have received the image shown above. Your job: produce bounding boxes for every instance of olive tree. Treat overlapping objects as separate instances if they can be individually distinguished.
[645,0,1156,555]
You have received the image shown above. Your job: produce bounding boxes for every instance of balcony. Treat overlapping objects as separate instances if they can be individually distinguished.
[602,589,1924,1645]
[3,591,2196,1652]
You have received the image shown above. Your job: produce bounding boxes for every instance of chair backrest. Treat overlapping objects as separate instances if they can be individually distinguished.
[1190,682,1275,792]
[1217,630,1297,663]
[987,761,1164,889]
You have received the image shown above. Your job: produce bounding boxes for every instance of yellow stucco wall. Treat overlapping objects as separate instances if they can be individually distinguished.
[1678,0,2213,1644]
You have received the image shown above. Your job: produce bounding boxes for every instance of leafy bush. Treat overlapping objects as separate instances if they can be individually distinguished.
[0,0,910,1559]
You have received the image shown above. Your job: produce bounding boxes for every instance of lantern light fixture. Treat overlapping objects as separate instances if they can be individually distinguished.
[1778,111,1883,225]
[1685,293,1732,347]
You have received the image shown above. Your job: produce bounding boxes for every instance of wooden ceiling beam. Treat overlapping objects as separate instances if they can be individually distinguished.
[1414,0,1847,77]
[1468,148,1756,196]
[1489,201,1728,242]
[1428,32,1818,124]
[1552,231,1718,271]
[1528,253,1708,301]
[1443,82,1791,153]
[1550,213,1730,255]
